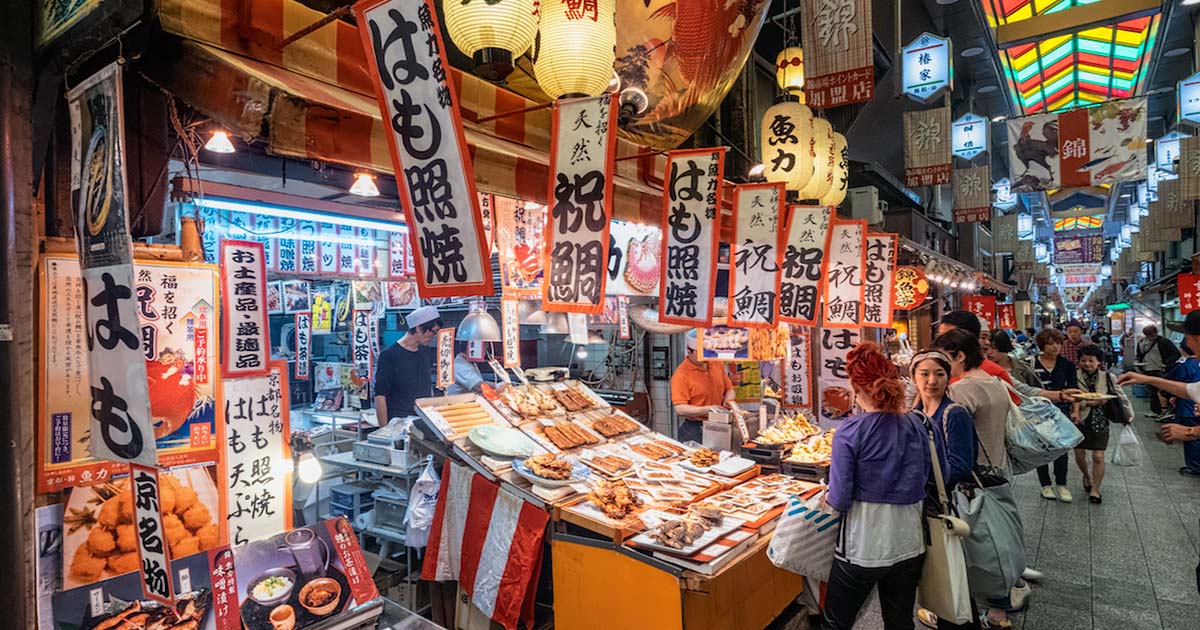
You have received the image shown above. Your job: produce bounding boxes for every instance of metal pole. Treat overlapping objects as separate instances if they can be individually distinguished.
[0,0,35,627]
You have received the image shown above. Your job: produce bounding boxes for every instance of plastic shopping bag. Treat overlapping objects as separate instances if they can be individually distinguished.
[767,491,842,582]
[1108,424,1144,467]
[404,457,441,548]
[1004,385,1083,475]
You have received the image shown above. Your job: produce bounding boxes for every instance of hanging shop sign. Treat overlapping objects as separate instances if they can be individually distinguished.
[862,234,897,328]
[606,220,662,297]
[502,299,520,367]
[544,94,618,314]
[437,327,456,389]
[389,231,412,279]
[993,178,1017,210]
[822,219,866,328]
[209,546,240,629]
[996,303,1017,330]
[901,32,952,103]
[761,100,814,192]
[729,183,784,328]
[1156,130,1189,173]
[1008,97,1147,191]
[962,295,996,327]
[1052,233,1104,265]
[953,165,991,223]
[352,310,375,383]
[67,62,158,469]
[903,107,951,188]
[618,295,631,339]
[294,312,311,381]
[220,240,271,378]
[222,361,292,547]
[1179,71,1200,127]
[496,198,545,298]
[891,266,929,310]
[800,0,874,109]
[778,206,832,326]
[129,463,174,604]
[658,148,725,327]
[952,113,987,161]
[1060,263,1102,286]
[818,327,859,427]
[479,191,495,253]
[993,213,1018,253]
[783,327,812,410]
[38,256,220,492]
[1182,136,1200,201]
[355,0,494,297]
[1178,274,1200,314]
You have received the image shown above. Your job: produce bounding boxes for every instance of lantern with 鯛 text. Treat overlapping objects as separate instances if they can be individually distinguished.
[533,0,617,99]
[761,98,814,191]
[800,118,834,201]
[445,0,540,81]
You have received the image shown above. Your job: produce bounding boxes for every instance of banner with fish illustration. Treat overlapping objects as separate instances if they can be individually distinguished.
[1008,97,1146,191]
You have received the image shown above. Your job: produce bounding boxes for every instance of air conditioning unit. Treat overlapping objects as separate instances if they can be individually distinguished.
[848,186,884,225]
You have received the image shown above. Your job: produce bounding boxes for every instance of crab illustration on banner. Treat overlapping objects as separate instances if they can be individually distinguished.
[822,219,867,328]
[729,183,784,328]
[862,234,897,328]
[544,94,617,314]
[996,303,1017,330]
[962,295,996,327]
[778,206,832,327]
[658,148,725,327]
[354,0,493,298]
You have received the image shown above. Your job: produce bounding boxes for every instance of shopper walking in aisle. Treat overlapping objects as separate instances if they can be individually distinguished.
[988,331,1039,389]
[822,342,929,630]
[1136,325,1181,419]
[1031,328,1079,502]
[938,313,1073,404]
[1060,320,1092,364]
[1073,345,1134,503]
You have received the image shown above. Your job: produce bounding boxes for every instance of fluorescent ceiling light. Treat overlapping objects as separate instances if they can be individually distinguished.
[193,197,406,234]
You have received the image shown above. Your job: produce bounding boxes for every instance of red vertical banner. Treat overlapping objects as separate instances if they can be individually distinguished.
[220,240,271,378]
[728,182,785,328]
[658,148,726,327]
[822,219,867,328]
[207,546,240,630]
[327,518,381,602]
[963,295,997,327]
[996,303,1017,330]
[1058,108,1091,188]
[1179,273,1200,314]
[778,206,832,326]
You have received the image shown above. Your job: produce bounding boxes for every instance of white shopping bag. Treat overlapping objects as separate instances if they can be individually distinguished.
[404,457,441,548]
[1108,424,1143,467]
[767,490,842,582]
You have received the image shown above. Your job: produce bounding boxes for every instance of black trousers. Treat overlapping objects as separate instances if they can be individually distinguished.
[676,418,703,444]
[822,554,925,630]
[1144,370,1166,414]
[1037,452,1069,487]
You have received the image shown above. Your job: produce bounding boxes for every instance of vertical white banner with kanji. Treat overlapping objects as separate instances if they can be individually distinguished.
[729,182,784,328]
[862,234,897,328]
[778,206,831,327]
[352,309,375,382]
[294,312,311,381]
[818,327,860,427]
[783,327,812,410]
[501,299,520,367]
[129,463,173,604]
[221,362,291,547]
[658,148,726,327]
[822,219,866,328]
[436,327,456,389]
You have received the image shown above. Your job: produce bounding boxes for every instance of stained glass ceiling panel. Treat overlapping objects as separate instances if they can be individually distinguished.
[1054,215,1105,231]
[981,0,1106,28]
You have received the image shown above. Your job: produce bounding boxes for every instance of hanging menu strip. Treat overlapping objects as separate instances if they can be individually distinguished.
[220,240,271,378]
[658,148,726,327]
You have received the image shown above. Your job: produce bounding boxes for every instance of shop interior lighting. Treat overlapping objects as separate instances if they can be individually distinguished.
[575,345,589,360]
[297,452,323,484]
[193,198,406,234]
[204,130,236,153]
[542,312,570,335]
[517,300,547,325]
[458,308,503,342]
[349,172,381,197]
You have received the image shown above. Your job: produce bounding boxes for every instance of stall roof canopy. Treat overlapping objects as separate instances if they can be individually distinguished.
[155,0,666,225]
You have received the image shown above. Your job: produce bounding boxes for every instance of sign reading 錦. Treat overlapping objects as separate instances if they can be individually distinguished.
[222,362,291,546]
[220,240,271,378]
[729,183,783,328]
[1181,136,1200,201]
[954,165,991,223]
[783,327,812,409]
[355,0,493,297]
[822,219,866,328]
[1009,97,1147,191]
[901,32,952,103]
[294,312,311,381]
[904,107,951,188]
[993,213,1018,252]
[1053,233,1104,265]
[891,266,929,310]
[778,206,831,326]
[800,0,874,109]
[952,113,988,161]
[862,234,897,328]
[130,463,173,604]
[544,94,617,314]
[658,148,725,327]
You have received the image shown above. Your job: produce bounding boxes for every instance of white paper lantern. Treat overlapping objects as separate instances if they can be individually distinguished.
[761,99,814,191]
[445,0,539,80]
[820,133,849,207]
[800,118,834,200]
[776,47,804,94]
[533,0,617,99]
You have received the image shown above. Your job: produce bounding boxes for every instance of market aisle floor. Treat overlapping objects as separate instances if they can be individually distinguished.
[836,387,1200,630]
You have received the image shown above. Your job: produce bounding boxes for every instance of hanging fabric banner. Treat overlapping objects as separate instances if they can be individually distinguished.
[501,299,520,367]
[479,192,495,253]
[953,164,991,223]
[221,240,271,378]
[67,62,158,468]
[993,213,1018,252]
[822,219,866,328]
[221,362,292,547]
[1178,274,1200,314]
[800,0,874,109]
[729,182,784,328]
[891,266,929,310]
[496,199,546,298]
[997,303,1017,330]
[1181,136,1200,201]
[778,206,832,326]
[818,327,859,427]
[863,234,897,328]
[544,94,618,314]
[1008,98,1147,191]
[783,327,812,410]
[294,312,311,381]
[355,0,493,297]
[963,295,996,327]
[352,309,374,382]
[904,107,952,187]
[129,463,174,604]
[658,148,726,327]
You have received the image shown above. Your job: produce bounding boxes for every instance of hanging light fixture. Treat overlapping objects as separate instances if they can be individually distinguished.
[761,98,814,191]
[349,172,380,197]
[445,0,539,81]
[533,0,617,99]
[800,118,834,200]
[819,133,849,207]
[775,47,805,94]
[204,130,235,153]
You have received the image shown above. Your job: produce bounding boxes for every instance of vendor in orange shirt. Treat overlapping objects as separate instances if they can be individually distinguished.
[671,330,735,444]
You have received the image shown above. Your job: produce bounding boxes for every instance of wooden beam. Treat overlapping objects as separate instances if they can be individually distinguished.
[995,0,1161,49]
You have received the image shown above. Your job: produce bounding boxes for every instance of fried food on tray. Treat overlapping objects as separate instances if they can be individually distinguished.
[588,454,633,476]
[549,385,595,412]
[628,440,685,460]
[524,453,574,480]
[587,479,643,520]
[591,414,641,438]
[689,448,720,467]
[542,422,599,450]
[502,386,564,417]
[756,412,820,445]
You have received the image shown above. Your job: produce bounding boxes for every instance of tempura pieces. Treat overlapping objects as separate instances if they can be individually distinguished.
[524,453,573,480]
[587,479,643,520]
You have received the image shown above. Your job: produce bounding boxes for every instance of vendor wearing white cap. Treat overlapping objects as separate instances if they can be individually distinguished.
[374,305,442,426]
[670,330,735,443]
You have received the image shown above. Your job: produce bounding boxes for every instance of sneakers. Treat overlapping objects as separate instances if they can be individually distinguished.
[1057,487,1073,502]
[916,608,938,628]
[1008,582,1032,612]
[1040,486,1057,500]
[1180,467,1200,479]
[1021,567,1045,582]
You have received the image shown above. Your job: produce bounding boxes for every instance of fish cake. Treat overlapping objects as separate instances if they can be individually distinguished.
[69,546,107,583]
[106,551,140,575]
[87,525,117,557]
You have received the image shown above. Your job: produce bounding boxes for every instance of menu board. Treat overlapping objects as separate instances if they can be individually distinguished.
[222,362,292,547]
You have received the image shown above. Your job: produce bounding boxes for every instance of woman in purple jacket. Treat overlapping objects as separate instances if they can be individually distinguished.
[822,342,931,630]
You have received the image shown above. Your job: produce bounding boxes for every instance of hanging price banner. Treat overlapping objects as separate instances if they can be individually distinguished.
[783,327,812,409]
[618,295,631,340]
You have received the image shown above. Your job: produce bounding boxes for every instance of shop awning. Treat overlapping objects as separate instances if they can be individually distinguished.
[155,0,666,224]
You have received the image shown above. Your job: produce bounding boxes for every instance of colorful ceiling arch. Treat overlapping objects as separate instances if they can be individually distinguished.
[1054,215,1104,231]
[980,0,1105,28]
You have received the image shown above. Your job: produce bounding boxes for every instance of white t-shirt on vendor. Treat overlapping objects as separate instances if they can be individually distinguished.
[446,354,485,396]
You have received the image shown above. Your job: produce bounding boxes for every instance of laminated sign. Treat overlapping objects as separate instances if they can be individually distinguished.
[221,240,271,378]
[729,183,784,328]
[800,0,874,109]
[355,0,493,297]
[953,164,991,223]
[544,94,618,314]
[778,206,832,326]
[904,107,951,188]
[352,309,375,381]
[862,234,897,328]
[437,327,456,389]
[822,220,866,328]
[501,299,521,367]
[658,148,726,327]
[222,362,292,546]
[67,62,157,468]
[783,328,812,409]
[818,327,860,427]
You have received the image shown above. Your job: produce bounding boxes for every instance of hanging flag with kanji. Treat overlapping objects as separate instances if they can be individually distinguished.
[962,295,996,327]
[729,183,784,328]
[953,165,991,223]
[1178,274,1200,314]
[904,107,951,188]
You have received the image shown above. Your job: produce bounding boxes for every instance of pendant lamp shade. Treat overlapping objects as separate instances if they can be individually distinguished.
[800,118,834,200]
[761,99,814,192]
[533,0,617,99]
[445,0,539,80]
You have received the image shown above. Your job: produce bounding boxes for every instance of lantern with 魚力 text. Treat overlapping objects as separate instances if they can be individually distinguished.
[761,98,814,192]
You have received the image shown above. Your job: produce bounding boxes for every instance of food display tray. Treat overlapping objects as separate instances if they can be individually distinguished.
[415,393,512,441]
[781,461,830,482]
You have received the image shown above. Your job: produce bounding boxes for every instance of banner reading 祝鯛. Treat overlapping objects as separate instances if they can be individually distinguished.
[658,148,725,327]
[729,183,784,328]
[778,206,831,327]
[822,219,866,328]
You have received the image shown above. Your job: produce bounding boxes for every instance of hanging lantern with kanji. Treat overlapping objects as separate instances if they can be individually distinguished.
[445,0,540,81]
[820,133,849,207]
[533,0,617,99]
[800,118,834,200]
[760,98,814,191]
[776,47,804,95]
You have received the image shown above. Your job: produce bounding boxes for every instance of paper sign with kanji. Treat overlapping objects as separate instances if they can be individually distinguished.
[729,183,784,328]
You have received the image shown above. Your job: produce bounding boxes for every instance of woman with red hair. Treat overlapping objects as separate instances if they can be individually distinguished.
[822,342,931,630]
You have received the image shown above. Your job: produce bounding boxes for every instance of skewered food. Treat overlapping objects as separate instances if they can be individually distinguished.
[587,479,643,519]
[756,412,820,445]
[524,453,573,480]
[689,448,720,467]
[587,454,634,476]
[542,421,600,450]
[591,414,641,438]
[628,440,686,460]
